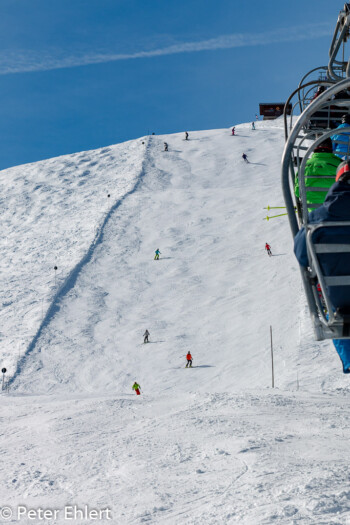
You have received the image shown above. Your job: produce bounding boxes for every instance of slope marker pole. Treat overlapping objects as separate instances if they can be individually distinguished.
[270,325,275,388]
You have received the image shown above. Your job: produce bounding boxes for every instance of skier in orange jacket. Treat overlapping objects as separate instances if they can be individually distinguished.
[186,352,193,368]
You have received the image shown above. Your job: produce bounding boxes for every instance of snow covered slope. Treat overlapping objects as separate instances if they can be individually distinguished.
[0,139,145,376]
[3,123,324,393]
[1,121,350,524]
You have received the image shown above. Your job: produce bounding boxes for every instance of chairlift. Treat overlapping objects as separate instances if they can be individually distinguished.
[282,78,350,340]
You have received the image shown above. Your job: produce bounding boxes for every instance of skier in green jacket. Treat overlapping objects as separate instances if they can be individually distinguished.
[294,138,342,212]
[132,382,141,395]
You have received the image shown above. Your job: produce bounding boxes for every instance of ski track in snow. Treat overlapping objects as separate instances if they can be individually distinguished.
[1,121,350,524]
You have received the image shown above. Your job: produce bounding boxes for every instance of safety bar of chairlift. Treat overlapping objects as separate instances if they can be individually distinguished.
[302,96,350,133]
[283,81,333,141]
[297,67,329,113]
[306,222,350,337]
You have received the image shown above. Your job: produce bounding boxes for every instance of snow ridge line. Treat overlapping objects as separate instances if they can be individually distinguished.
[9,137,151,388]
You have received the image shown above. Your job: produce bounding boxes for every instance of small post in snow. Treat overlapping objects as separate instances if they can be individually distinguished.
[1,368,6,391]
[270,326,275,388]
[54,265,58,287]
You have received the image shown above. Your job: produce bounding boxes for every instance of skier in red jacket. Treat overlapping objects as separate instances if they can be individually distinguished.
[186,352,193,368]
[265,243,272,256]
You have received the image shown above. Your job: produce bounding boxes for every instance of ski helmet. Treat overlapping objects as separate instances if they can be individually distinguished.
[314,137,333,153]
[336,160,350,182]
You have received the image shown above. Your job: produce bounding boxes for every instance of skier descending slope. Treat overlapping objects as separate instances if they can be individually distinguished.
[265,243,272,256]
[143,329,150,343]
[154,249,161,260]
[186,352,193,368]
[164,142,168,152]
[232,127,235,136]
[242,153,249,163]
[185,132,189,140]
[132,382,141,395]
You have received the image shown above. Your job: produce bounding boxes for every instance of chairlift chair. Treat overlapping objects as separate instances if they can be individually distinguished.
[282,78,350,340]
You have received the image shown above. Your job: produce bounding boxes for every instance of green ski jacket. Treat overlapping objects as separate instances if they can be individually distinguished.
[294,152,342,211]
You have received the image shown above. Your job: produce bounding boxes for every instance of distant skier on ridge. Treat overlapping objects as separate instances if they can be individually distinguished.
[164,142,168,152]
[185,132,189,140]
[252,122,255,130]
[143,329,150,344]
[231,127,235,136]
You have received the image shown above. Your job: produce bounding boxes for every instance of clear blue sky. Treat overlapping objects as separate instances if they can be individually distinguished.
[0,0,339,169]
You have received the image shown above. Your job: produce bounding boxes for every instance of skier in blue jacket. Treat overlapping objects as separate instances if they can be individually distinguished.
[294,164,350,372]
[331,114,350,159]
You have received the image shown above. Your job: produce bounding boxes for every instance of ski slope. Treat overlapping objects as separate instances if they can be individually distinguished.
[1,121,350,524]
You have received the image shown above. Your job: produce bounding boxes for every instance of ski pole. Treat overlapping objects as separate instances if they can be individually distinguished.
[264,213,289,221]
[264,208,297,220]
[264,206,297,211]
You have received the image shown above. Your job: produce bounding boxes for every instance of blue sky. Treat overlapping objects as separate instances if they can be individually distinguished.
[0,0,339,169]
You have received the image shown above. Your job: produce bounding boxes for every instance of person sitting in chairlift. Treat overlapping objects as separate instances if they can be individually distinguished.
[311,85,326,101]
[294,137,342,212]
[331,114,350,159]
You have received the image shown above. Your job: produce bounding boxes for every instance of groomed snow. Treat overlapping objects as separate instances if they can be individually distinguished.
[1,121,350,524]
